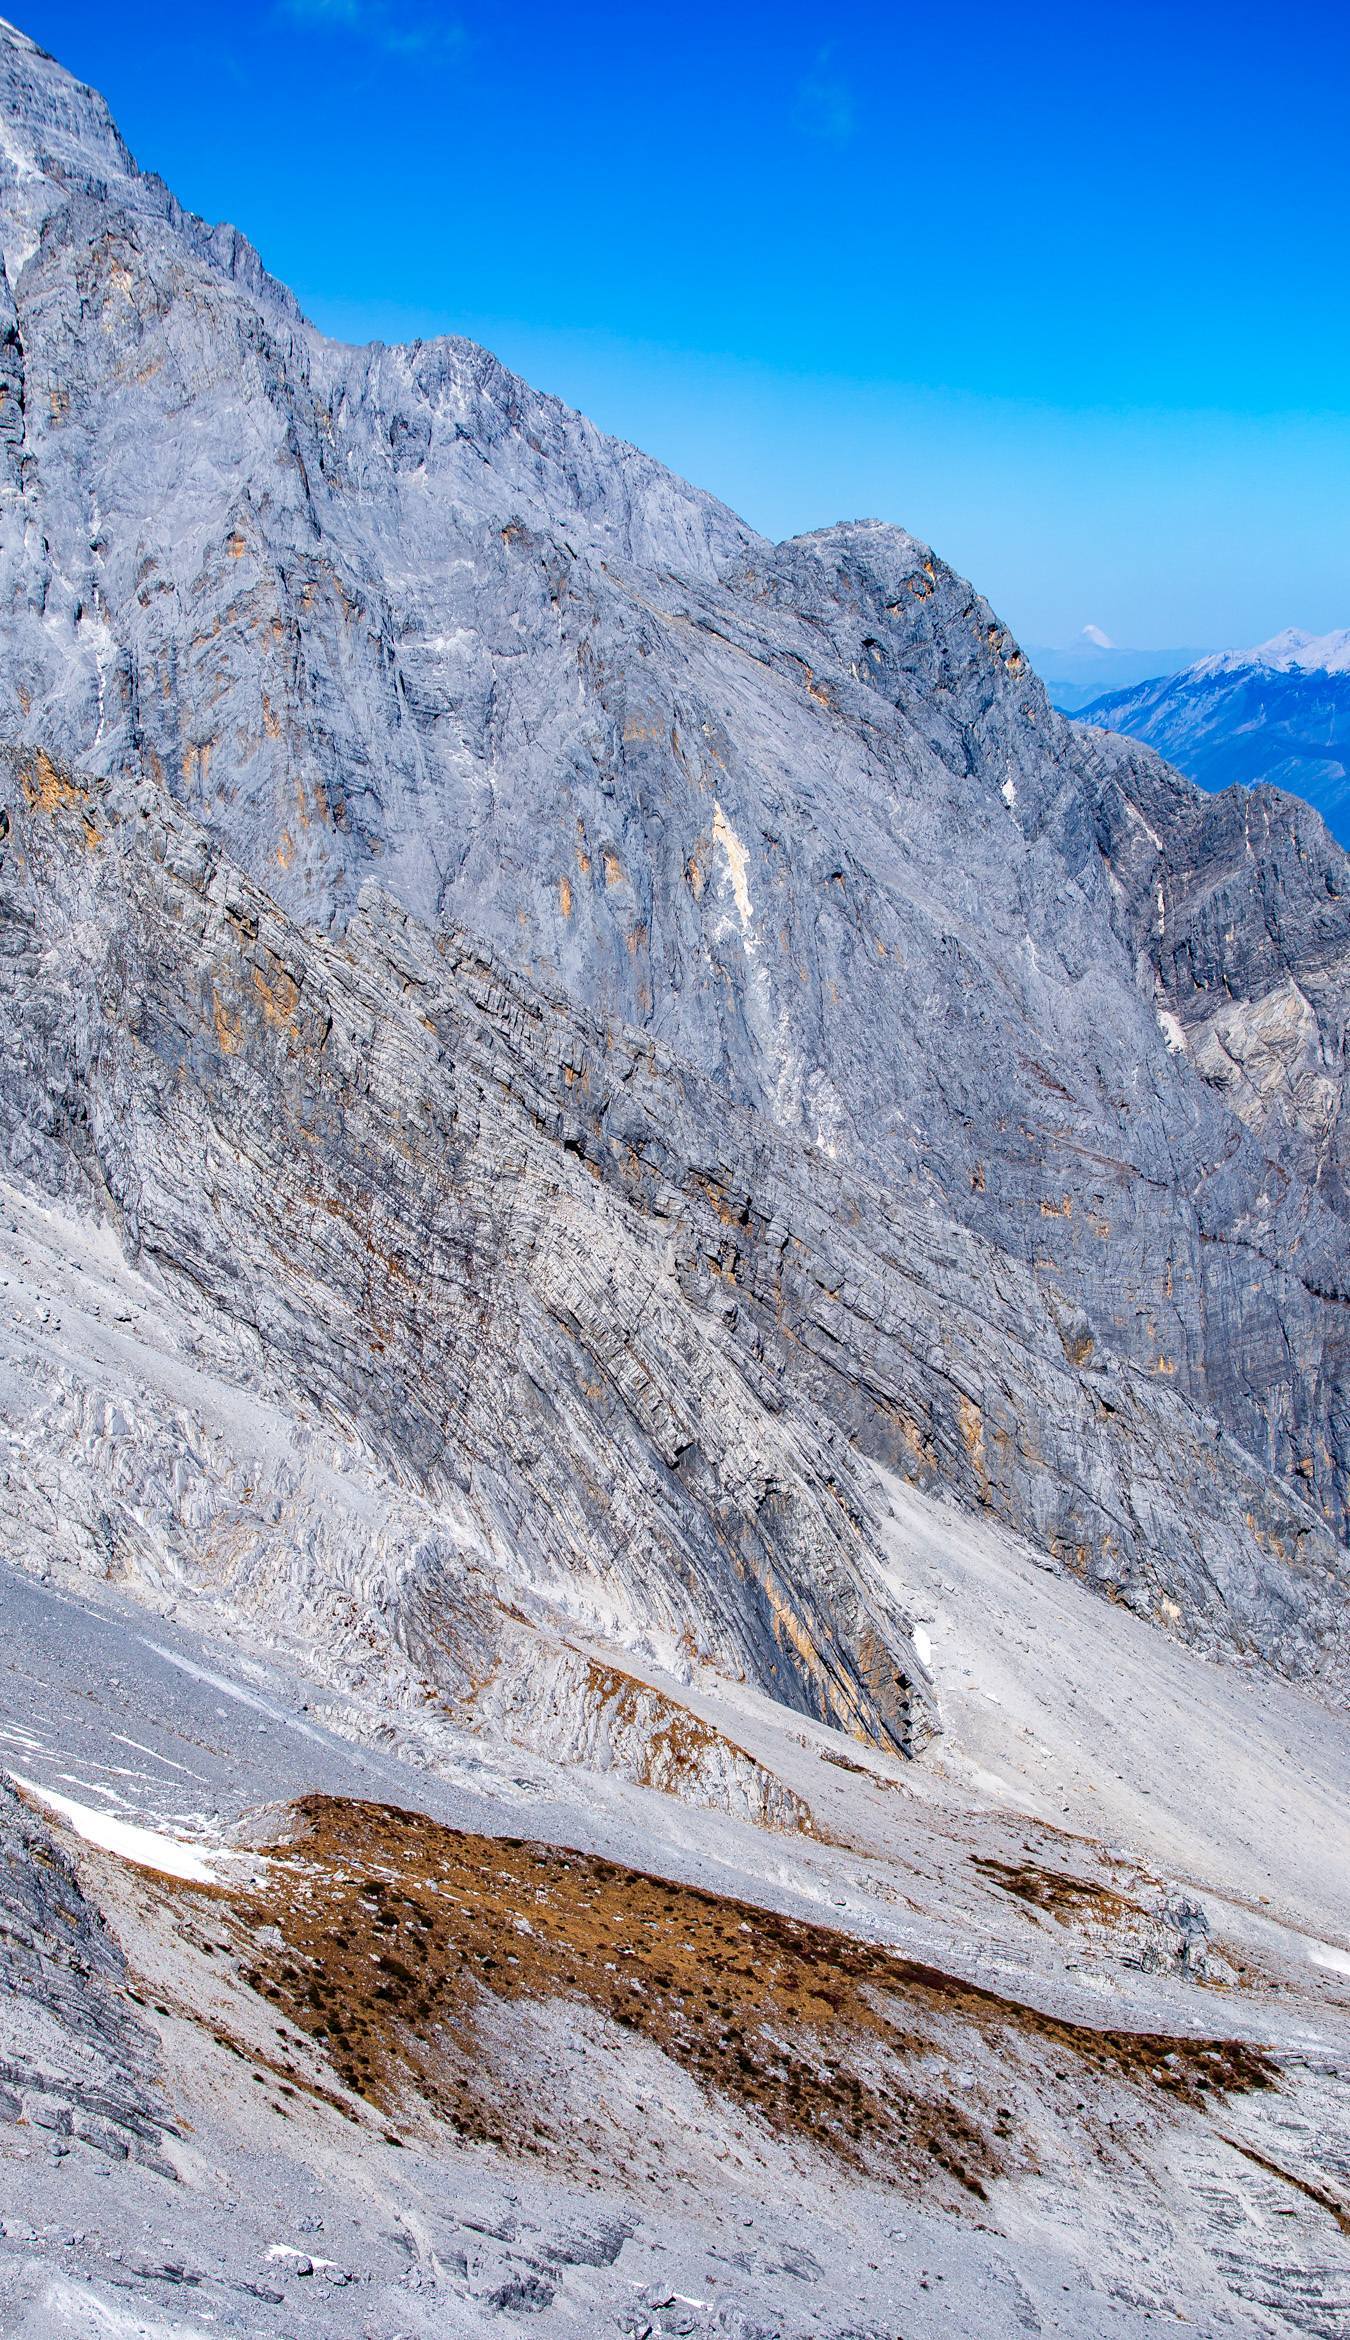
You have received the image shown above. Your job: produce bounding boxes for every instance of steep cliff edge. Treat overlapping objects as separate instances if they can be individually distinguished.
[2,745,1344,1712]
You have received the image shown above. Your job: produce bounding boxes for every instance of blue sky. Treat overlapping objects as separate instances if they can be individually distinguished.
[16,0,1350,646]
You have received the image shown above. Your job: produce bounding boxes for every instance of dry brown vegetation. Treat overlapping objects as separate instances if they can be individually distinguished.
[970,1854,1138,1926]
[219,1797,1274,2202]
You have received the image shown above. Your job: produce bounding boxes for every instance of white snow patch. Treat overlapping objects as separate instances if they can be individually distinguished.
[1196,627,1350,678]
[711,801,754,937]
[1307,1937,1350,1978]
[109,1731,206,1779]
[10,1772,222,1883]
[912,1623,933,1669]
[0,107,39,184]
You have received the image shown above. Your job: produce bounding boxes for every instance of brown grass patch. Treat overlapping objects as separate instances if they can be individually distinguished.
[223,1798,1274,2199]
[20,749,86,815]
[971,1855,1137,1925]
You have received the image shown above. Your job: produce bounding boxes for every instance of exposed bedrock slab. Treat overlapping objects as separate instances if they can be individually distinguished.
[1,753,1344,1723]
[0,1778,170,2169]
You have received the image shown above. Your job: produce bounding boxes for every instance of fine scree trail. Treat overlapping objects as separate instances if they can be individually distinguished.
[0,18,1347,2340]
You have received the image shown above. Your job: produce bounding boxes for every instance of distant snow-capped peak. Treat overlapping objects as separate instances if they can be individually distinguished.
[1196,627,1350,679]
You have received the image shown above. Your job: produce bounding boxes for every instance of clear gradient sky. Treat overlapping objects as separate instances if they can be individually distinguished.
[14,0,1350,647]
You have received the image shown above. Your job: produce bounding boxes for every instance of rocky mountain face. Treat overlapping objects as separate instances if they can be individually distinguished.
[0,22,1349,2338]
[1081,740,1350,1208]
[1079,631,1350,847]
[0,22,1348,1665]
[7,739,1348,1745]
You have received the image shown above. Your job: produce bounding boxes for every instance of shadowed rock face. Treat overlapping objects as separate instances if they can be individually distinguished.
[0,20,1346,1702]
[1081,734,1350,1214]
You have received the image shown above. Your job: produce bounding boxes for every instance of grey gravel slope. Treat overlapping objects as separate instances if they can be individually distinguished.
[1,1494,1348,2340]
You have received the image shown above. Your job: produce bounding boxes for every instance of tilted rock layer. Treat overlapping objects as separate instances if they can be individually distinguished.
[2,742,1345,1722]
[0,1778,169,2169]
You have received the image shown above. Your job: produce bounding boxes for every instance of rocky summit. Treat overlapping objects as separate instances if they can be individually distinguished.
[0,19,1347,2340]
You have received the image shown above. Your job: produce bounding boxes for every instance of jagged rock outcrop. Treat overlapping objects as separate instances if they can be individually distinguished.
[0,1778,169,2168]
[472,1637,816,1831]
[0,19,1346,1709]
[1080,732,1350,1212]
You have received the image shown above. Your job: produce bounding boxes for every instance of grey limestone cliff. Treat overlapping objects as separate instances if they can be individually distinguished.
[2,746,1346,1729]
[0,16,1346,1721]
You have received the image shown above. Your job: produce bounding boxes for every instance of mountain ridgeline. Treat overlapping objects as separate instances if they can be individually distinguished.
[1078,631,1350,848]
[0,16,1347,1733]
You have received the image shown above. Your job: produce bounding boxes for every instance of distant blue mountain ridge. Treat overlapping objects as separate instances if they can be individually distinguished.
[1061,629,1350,850]
[1028,636,1208,712]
